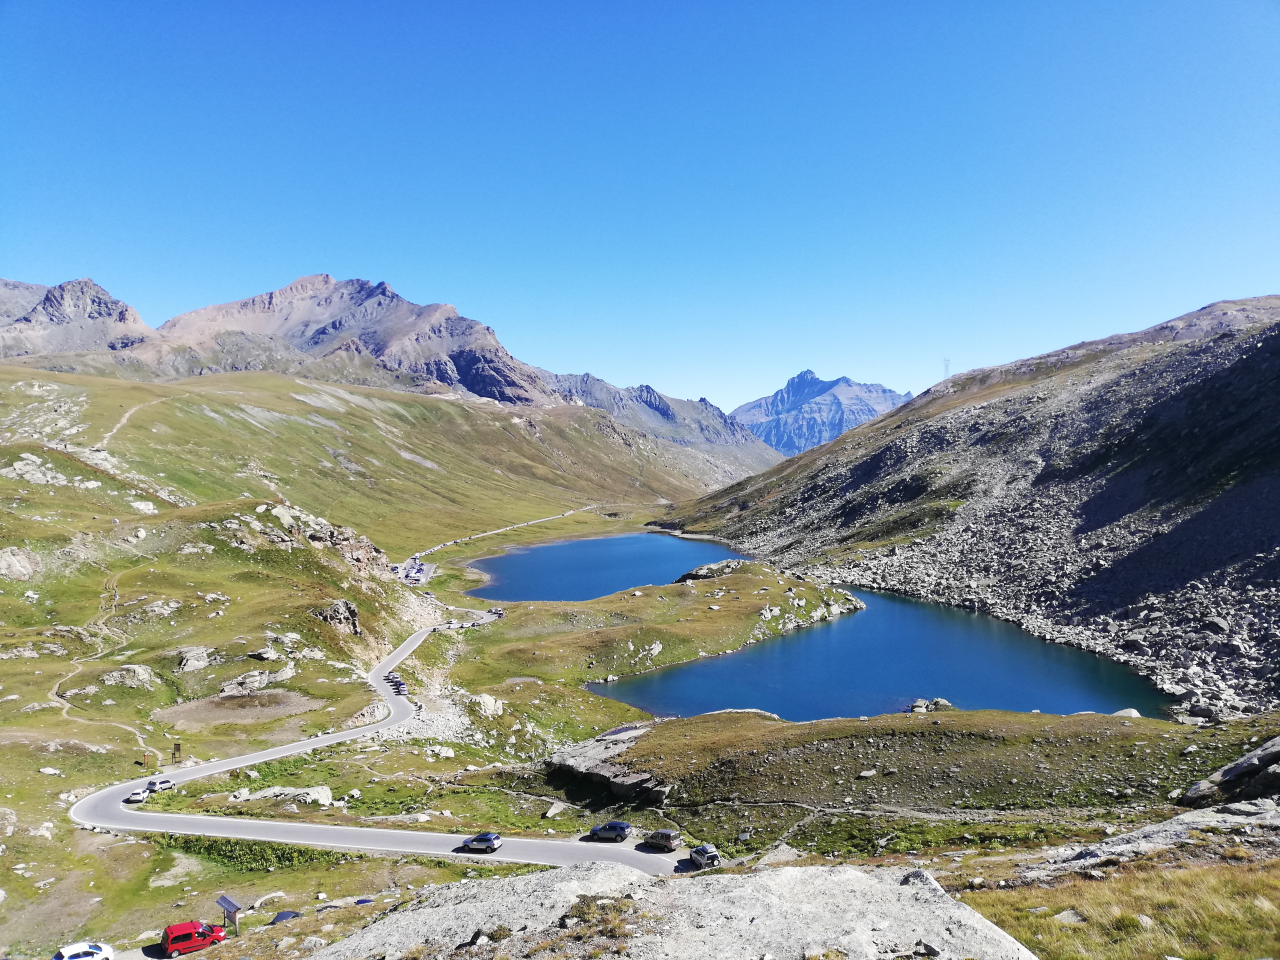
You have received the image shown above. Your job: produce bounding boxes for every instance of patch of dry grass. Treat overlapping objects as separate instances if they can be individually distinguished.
[967,860,1280,960]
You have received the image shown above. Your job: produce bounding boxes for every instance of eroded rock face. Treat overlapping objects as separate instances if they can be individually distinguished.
[547,726,670,804]
[0,547,41,581]
[311,599,361,635]
[308,861,1035,960]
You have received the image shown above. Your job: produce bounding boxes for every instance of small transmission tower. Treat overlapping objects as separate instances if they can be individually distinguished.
[944,357,950,379]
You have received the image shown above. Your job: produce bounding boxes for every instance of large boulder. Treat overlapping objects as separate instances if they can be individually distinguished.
[100,664,157,690]
[176,647,214,672]
[0,547,41,582]
[1181,735,1280,806]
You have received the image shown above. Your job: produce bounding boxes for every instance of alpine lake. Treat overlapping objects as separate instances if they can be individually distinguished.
[468,532,1171,721]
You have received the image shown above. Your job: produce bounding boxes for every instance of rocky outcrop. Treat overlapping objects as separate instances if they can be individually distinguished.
[1020,797,1280,883]
[310,861,1035,960]
[311,599,361,635]
[229,784,333,806]
[670,295,1280,718]
[546,726,670,803]
[674,558,747,582]
[219,662,295,697]
[1181,735,1280,806]
[731,369,911,456]
[100,664,157,690]
[175,647,215,672]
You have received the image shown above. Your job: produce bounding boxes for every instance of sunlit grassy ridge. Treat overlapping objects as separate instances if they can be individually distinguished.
[0,367,740,556]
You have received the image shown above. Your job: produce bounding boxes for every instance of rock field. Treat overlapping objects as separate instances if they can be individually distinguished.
[311,861,1035,960]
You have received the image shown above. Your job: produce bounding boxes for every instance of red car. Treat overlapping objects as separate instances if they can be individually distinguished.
[160,922,226,957]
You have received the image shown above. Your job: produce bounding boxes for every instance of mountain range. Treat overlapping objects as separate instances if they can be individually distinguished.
[0,274,782,480]
[730,369,911,455]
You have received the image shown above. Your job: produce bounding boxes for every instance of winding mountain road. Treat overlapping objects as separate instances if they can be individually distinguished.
[70,619,681,876]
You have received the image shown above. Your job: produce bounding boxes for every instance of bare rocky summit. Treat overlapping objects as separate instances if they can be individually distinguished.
[0,279,153,357]
[311,861,1035,960]
[664,295,1280,721]
[156,274,553,403]
[732,369,911,456]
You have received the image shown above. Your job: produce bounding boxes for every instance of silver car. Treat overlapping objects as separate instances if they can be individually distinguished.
[690,843,721,869]
[463,832,503,853]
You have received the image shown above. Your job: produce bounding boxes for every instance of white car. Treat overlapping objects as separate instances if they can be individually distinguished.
[147,777,175,792]
[54,943,114,960]
[124,788,150,803]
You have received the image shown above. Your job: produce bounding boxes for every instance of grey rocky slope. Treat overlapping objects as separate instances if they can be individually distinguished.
[311,861,1035,960]
[663,295,1280,721]
[731,369,911,455]
[0,279,154,357]
[541,370,783,475]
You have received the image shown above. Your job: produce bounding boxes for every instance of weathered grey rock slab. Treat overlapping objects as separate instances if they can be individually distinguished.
[310,862,1035,960]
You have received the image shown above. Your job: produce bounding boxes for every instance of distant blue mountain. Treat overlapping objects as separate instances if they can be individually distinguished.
[730,370,911,456]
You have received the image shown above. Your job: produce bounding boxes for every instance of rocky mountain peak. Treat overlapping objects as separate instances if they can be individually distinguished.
[732,371,911,456]
[0,278,151,356]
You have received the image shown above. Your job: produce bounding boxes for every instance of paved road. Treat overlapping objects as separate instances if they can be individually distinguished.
[69,625,681,876]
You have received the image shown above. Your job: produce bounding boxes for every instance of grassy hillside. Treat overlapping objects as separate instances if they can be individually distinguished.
[0,367,749,557]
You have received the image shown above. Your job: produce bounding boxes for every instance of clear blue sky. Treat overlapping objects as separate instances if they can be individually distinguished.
[3,2,1279,410]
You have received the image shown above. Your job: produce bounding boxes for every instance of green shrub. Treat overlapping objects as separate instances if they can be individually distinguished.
[151,833,353,871]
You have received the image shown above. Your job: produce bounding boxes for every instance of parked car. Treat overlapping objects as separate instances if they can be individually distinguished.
[147,777,175,792]
[53,942,114,960]
[643,828,682,852]
[463,832,503,853]
[590,821,633,842]
[160,921,226,957]
[268,911,302,925]
[124,788,150,803]
[689,843,721,870]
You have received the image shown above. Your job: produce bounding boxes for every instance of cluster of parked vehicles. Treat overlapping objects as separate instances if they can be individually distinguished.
[124,776,176,804]
[383,671,409,695]
[55,921,227,960]
[462,823,722,868]
[390,555,430,584]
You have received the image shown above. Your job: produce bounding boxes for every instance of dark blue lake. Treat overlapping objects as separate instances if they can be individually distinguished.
[469,533,1170,719]
[466,532,745,602]
[590,589,1171,720]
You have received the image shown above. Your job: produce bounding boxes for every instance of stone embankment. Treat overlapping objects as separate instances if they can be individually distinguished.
[311,861,1036,960]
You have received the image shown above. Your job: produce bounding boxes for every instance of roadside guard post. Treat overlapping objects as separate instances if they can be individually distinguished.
[217,894,244,936]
